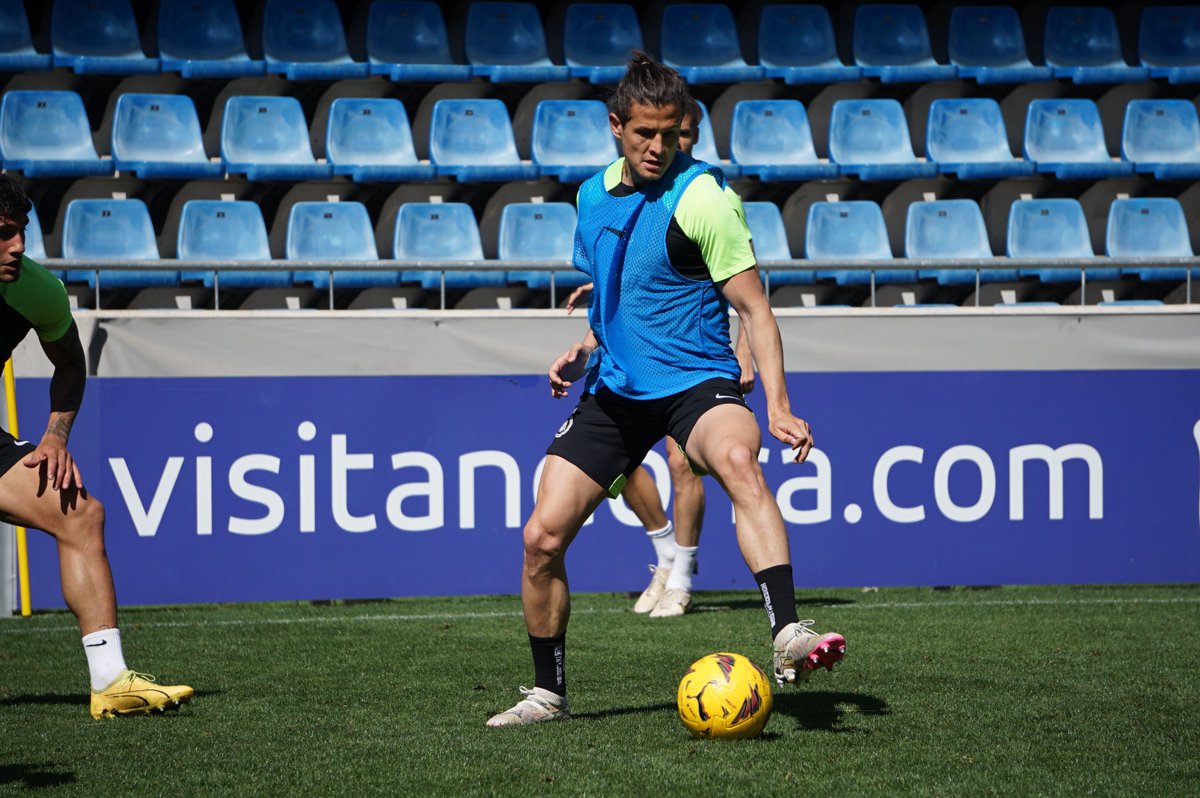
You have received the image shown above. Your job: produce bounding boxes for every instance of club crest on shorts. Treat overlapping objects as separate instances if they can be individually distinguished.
[555,418,574,438]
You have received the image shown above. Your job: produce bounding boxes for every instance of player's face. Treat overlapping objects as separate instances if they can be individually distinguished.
[678,113,698,156]
[0,215,27,282]
[610,101,681,185]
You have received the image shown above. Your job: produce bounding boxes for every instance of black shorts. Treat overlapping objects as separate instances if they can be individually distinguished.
[546,377,751,497]
[0,427,35,477]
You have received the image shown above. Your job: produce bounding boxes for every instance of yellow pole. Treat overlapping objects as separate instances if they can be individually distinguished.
[3,358,31,617]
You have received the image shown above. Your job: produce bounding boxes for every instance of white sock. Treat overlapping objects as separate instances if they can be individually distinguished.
[82,629,128,691]
[647,521,675,569]
[666,545,698,592]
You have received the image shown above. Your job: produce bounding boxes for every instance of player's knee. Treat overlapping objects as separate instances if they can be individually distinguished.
[523,518,566,564]
[718,445,765,491]
[60,496,106,547]
[667,447,695,484]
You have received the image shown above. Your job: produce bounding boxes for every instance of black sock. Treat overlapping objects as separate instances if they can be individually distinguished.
[529,633,566,697]
[754,564,799,639]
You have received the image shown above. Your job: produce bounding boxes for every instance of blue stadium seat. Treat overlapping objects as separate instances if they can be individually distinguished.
[1007,198,1115,282]
[394,203,495,290]
[828,99,938,180]
[176,200,283,288]
[429,99,539,182]
[465,2,570,83]
[906,199,1015,285]
[1106,198,1193,281]
[689,101,741,179]
[729,100,839,181]
[500,202,585,289]
[806,201,914,285]
[287,202,384,289]
[743,201,809,286]
[1043,6,1150,84]
[221,96,333,181]
[158,0,266,78]
[0,91,113,178]
[326,98,436,182]
[1024,99,1133,179]
[1139,6,1200,84]
[926,98,1035,179]
[262,0,368,80]
[853,4,957,83]
[51,0,159,74]
[1121,99,1200,180]
[758,5,861,85]
[62,199,177,288]
[0,0,51,71]
[660,4,765,84]
[530,100,617,182]
[111,94,224,179]
[366,1,472,82]
[947,6,1053,84]
[23,203,46,263]
[563,3,643,84]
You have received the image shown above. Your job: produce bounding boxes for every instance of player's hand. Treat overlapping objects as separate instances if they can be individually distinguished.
[24,434,83,491]
[548,342,591,398]
[737,360,756,395]
[769,413,813,464]
[564,283,594,314]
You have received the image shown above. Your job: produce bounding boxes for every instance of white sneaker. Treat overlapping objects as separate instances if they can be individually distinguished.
[649,588,692,617]
[772,620,846,686]
[486,687,571,727]
[633,565,670,614]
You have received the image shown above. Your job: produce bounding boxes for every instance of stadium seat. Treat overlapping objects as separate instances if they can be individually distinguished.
[690,101,741,179]
[853,4,957,83]
[500,202,584,289]
[1023,99,1134,179]
[1043,6,1150,84]
[366,1,472,82]
[925,98,1035,179]
[563,3,644,84]
[1139,6,1200,84]
[1007,198,1115,282]
[729,100,839,181]
[530,100,617,182]
[806,201,914,285]
[947,6,1053,84]
[221,96,334,181]
[176,200,285,288]
[62,199,177,288]
[428,99,539,182]
[111,94,224,180]
[0,91,114,178]
[906,199,1016,285]
[757,4,861,85]
[262,0,369,80]
[51,0,159,74]
[0,0,51,71]
[394,203,496,290]
[158,0,266,78]
[1106,198,1193,281]
[23,203,46,263]
[660,4,765,84]
[465,2,570,83]
[828,99,938,180]
[1121,99,1200,180]
[326,98,436,182]
[743,201,810,286]
[287,201,384,289]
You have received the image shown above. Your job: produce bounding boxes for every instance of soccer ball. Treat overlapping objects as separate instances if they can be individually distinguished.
[677,652,773,740]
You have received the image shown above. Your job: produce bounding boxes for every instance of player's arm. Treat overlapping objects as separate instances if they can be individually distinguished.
[734,323,754,394]
[27,320,86,489]
[548,328,598,399]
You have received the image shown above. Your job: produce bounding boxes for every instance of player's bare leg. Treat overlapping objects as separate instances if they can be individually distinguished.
[648,436,704,616]
[622,466,674,613]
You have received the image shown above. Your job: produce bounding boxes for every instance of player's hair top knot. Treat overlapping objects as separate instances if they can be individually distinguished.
[607,49,691,124]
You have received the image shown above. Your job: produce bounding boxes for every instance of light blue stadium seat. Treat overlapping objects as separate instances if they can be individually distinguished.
[947,6,1053,84]
[111,94,223,179]
[1121,99,1200,180]
[906,199,1015,285]
[758,5,861,84]
[743,201,809,286]
[689,101,740,180]
[326,98,436,182]
[287,201,384,289]
[661,4,765,84]
[1106,198,1193,281]
[828,99,938,180]
[465,2,570,83]
[177,200,284,288]
[62,199,177,288]
[500,203,584,289]
[1043,6,1150,84]
[531,100,617,182]
[0,91,113,178]
[1024,99,1133,179]
[429,99,539,182]
[23,203,46,263]
[729,100,839,181]
[0,0,51,71]
[221,96,333,181]
[366,1,472,82]
[51,0,159,74]
[853,4,957,83]
[563,3,643,84]
[262,0,368,80]
[1007,198,1114,282]
[394,203,495,290]
[807,201,913,285]
[926,98,1035,179]
[158,0,266,78]
[1139,6,1200,84]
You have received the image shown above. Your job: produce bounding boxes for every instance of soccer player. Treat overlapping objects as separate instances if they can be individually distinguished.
[0,174,193,718]
[487,54,845,727]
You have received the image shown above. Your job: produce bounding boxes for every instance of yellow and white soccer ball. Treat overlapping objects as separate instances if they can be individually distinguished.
[677,652,773,740]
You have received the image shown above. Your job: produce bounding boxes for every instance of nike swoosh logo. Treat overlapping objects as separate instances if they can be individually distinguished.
[85,640,108,648]
[715,393,742,401]
[602,226,626,239]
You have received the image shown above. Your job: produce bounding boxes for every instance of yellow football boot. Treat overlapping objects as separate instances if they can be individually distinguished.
[90,669,194,719]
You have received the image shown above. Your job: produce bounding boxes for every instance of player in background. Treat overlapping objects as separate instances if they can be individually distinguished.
[488,54,844,727]
[0,174,193,719]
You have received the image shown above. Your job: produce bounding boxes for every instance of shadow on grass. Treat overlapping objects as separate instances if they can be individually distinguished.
[0,763,76,788]
[772,690,890,733]
[571,701,677,721]
[695,596,859,613]
[0,692,85,707]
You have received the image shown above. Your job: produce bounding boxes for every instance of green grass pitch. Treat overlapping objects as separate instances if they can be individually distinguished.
[2,584,1199,796]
